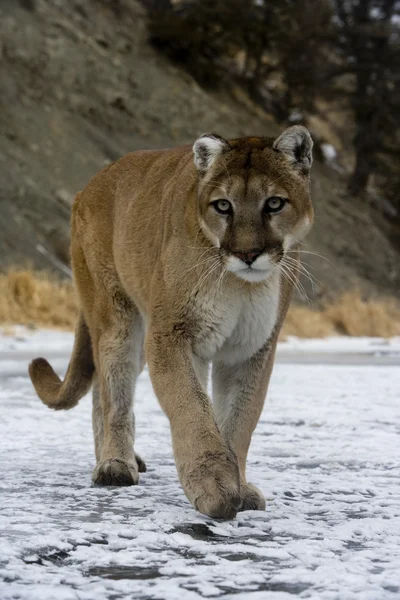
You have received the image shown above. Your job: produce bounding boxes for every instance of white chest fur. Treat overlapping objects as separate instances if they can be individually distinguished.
[193,272,281,366]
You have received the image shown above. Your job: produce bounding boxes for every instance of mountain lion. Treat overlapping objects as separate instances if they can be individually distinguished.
[29,125,314,519]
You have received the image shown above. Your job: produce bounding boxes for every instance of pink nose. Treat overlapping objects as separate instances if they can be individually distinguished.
[233,250,262,266]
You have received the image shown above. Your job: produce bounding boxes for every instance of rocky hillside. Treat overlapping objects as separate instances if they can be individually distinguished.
[1,0,399,300]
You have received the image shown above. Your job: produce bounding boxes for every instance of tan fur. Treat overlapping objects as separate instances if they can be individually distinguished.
[29,126,314,518]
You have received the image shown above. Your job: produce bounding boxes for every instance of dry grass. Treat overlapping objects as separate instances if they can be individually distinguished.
[1,270,399,338]
[282,305,336,338]
[325,291,400,337]
[282,291,400,338]
[0,270,77,330]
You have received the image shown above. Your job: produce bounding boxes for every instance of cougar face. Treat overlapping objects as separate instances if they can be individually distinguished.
[194,132,314,283]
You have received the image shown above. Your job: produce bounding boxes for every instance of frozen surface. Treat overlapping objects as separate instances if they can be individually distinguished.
[280,336,400,354]
[0,327,74,353]
[0,331,400,599]
[1,327,400,371]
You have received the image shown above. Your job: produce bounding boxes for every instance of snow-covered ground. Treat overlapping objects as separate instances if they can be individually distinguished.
[0,329,400,600]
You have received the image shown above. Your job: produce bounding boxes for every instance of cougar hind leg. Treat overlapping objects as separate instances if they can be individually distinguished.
[90,290,145,486]
[71,213,146,484]
[92,373,146,472]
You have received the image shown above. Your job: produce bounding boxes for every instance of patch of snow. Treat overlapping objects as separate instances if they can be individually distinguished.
[320,143,337,162]
[281,335,400,354]
[2,327,399,358]
[288,110,303,123]
[0,327,74,354]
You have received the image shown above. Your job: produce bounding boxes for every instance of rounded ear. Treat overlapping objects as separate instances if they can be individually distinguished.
[193,133,231,172]
[272,126,313,173]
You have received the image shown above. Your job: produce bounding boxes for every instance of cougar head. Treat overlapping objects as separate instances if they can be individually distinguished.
[193,126,314,283]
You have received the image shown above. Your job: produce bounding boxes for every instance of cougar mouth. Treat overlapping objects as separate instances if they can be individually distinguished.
[235,266,273,283]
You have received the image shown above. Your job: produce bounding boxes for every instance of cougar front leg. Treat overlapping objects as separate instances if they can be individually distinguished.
[147,330,241,519]
[212,340,277,511]
[92,309,144,486]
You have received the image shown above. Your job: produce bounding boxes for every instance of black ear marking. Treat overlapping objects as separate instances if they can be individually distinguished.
[273,126,313,173]
[193,134,231,172]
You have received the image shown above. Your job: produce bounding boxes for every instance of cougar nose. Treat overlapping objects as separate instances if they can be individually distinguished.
[233,250,262,266]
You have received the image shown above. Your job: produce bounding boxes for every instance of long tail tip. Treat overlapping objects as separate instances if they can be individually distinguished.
[28,357,65,409]
[29,357,54,387]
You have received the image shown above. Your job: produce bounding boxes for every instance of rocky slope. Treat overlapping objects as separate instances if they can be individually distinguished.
[1,0,399,300]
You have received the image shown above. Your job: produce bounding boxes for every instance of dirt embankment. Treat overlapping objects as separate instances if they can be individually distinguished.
[0,0,399,300]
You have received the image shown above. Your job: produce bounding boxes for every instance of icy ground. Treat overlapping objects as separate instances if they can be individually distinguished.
[0,330,400,600]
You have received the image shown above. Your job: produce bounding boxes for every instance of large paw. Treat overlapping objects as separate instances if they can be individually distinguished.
[182,451,241,520]
[92,458,139,486]
[240,482,266,512]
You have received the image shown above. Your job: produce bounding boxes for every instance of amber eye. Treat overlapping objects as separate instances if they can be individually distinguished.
[212,199,233,215]
[265,196,286,213]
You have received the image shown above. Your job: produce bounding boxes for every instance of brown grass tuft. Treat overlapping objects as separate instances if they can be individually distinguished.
[324,290,400,338]
[0,270,77,330]
[282,290,400,338]
[281,305,336,339]
[1,270,399,338]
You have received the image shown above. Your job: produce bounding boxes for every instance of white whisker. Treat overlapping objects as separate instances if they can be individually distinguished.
[182,255,219,276]
[286,249,332,264]
[276,261,311,304]
[194,260,222,294]
[281,256,320,290]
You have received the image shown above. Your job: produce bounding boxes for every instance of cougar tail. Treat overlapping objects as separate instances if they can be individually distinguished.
[29,313,95,411]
